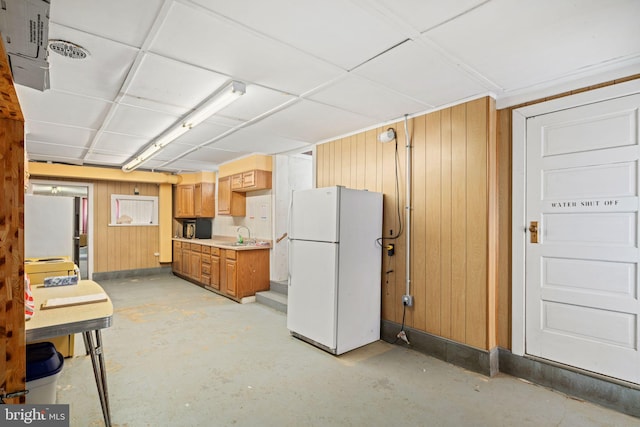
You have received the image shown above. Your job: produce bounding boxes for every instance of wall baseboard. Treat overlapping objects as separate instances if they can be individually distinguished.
[499,349,640,418]
[92,266,172,281]
[382,320,639,418]
[381,320,499,377]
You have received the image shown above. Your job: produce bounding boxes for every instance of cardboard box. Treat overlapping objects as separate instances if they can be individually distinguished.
[0,0,50,90]
[25,257,76,285]
[25,256,78,357]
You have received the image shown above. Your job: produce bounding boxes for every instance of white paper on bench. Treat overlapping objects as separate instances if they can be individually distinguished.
[43,293,108,308]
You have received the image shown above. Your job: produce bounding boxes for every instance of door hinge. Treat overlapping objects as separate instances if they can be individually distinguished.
[0,389,29,403]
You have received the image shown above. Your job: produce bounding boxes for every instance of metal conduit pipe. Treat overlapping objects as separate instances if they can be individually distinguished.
[403,114,412,303]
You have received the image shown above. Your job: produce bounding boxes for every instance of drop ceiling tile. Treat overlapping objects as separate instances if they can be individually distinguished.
[25,122,96,149]
[84,150,132,166]
[27,141,86,159]
[247,99,377,142]
[191,0,406,70]
[425,0,640,91]
[47,23,138,100]
[181,146,250,164]
[28,153,85,166]
[216,84,297,122]
[119,95,189,117]
[125,53,230,112]
[374,0,487,33]
[140,159,182,172]
[147,157,219,173]
[16,87,111,129]
[91,132,150,157]
[308,75,432,121]
[170,121,235,147]
[152,143,199,162]
[353,39,489,106]
[49,0,165,47]
[210,127,310,154]
[203,115,245,128]
[105,104,180,138]
[149,2,344,95]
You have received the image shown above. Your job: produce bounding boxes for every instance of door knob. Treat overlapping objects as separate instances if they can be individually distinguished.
[529,221,538,243]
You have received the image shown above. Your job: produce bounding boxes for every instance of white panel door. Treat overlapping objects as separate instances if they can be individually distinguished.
[525,94,640,384]
[287,240,338,350]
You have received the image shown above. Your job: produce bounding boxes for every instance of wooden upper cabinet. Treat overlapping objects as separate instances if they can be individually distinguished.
[175,185,195,218]
[176,182,215,218]
[194,182,215,218]
[230,174,243,190]
[231,170,271,192]
[217,176,246,216]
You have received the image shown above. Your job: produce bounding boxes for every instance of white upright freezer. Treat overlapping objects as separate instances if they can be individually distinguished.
[287,186,383,355]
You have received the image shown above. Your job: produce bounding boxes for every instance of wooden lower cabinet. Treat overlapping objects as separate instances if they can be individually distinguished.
[210,248,221,290]
[224,258,237,297]
[200,245,211,286]
[181,243,191,277]
[219,248,270,300]
[173,241,183,274]
[190,247,202,284]
[173,241,269,301]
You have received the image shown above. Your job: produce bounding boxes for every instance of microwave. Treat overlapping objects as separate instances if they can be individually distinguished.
[182,219,212,239]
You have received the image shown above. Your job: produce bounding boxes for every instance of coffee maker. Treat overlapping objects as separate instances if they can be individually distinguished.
[182,220,195,239]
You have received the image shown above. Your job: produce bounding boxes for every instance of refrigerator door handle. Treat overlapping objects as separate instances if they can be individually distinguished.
[287,190,294,287]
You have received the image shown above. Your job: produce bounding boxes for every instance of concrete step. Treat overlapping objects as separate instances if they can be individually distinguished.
[269,280,288,296]
[256,290,287,313]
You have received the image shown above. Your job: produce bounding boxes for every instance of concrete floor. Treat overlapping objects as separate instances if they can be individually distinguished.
[57,274,640,427]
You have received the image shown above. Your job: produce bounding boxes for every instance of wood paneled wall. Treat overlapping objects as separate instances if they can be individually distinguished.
[317,97,498,350]
[94,181,161,273]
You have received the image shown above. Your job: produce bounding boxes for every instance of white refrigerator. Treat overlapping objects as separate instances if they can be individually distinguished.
[287,186,383,355]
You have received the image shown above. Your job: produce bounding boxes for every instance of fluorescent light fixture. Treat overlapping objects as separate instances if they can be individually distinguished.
[183,81,245,129]
[122,80,246,172]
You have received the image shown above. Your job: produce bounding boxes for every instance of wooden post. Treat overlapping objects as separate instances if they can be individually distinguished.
[0,38,26,404]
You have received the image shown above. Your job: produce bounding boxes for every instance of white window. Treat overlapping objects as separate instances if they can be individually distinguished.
[110,194,158,226]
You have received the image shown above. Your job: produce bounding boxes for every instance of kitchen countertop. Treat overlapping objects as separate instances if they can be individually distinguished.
[173,236,272,251]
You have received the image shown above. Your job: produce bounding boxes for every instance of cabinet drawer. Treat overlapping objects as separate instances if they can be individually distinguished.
[201,263,211,275]
[191,244,202,253]
[201,274,211,286]
[182,242,190,250]
[226,250,236,260]
[174,241,182,248]
[202,254,211,265]
[201,246,211,255]
[211,247,220,256]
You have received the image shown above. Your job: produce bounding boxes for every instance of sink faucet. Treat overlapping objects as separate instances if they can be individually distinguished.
[236,226,251,243]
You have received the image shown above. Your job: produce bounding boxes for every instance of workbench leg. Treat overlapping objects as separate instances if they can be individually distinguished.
[84,330,112,427]
[82,332,90,355]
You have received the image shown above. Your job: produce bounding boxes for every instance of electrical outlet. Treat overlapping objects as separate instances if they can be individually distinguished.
[402,295,413,306]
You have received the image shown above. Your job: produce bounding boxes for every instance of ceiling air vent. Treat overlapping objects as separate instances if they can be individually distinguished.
[48,40,89,59]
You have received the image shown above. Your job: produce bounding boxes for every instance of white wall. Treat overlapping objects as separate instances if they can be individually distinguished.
[211,190,272,240]
[271,153,313,281]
